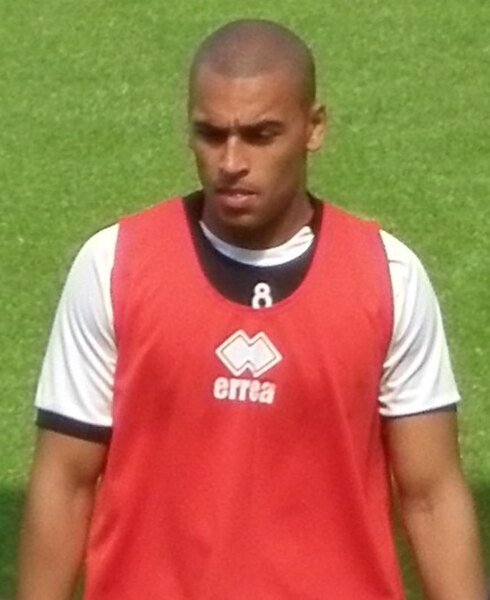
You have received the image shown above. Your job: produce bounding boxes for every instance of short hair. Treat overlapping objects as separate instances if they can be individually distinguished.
[189,19,316,106]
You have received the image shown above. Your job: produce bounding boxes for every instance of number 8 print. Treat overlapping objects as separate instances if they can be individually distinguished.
[251,282,273,309]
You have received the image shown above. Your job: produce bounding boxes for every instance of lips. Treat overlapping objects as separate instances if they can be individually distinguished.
[214,186,257,211]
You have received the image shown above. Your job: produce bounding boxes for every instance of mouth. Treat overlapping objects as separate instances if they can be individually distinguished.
[214,186,257,211]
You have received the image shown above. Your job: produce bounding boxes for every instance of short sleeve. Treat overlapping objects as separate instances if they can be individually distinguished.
[379,231,460,417]
[35,225,119,429]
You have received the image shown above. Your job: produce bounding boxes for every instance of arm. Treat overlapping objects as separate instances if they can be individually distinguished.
[385,411,487,600]
[16,430,107,600]
[16,227,117,599]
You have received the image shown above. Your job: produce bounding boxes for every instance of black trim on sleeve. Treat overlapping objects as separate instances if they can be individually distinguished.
[36,409,112,444]
[383,403,458,420]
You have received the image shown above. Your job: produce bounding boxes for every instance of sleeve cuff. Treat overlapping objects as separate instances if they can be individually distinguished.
[36,409,112,444]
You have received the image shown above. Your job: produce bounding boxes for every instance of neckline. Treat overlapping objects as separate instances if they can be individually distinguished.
[199,220,315,267]
[180,195,329,315]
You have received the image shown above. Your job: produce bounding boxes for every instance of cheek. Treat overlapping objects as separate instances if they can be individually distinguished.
[192,147,217,182]
[256,145,307,188]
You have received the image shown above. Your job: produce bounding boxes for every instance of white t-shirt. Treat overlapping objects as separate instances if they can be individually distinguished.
[35,222,460,429]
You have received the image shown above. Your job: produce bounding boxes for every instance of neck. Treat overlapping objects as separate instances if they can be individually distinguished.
[201,192,314,250]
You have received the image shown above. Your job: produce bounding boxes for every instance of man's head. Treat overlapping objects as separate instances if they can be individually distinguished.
[188,19,326,248]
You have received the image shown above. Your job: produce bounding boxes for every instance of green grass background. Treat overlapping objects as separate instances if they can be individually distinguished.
[1,0,488,596]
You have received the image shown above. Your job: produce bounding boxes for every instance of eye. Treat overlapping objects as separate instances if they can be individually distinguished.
[192,124,227,146]
[242,127,278,145]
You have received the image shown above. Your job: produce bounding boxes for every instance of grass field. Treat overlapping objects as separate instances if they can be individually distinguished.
[1,0,488,597]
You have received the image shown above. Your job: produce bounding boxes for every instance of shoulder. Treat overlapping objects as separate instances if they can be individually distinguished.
[380,230,427,292]
[380,229,440,323]
[53,223,120,349]
[74,223,119,268]
[380,230,424,273]
[34,225,120,432]
[378,231,460,417]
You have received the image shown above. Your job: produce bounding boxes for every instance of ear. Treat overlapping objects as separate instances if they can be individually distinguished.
[306,103,326,152]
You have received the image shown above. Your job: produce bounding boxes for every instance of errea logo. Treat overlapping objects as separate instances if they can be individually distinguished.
[214,330,282,404]
[216,330,282,377]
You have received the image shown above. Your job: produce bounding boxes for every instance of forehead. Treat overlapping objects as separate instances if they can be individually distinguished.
[188,67,306,125]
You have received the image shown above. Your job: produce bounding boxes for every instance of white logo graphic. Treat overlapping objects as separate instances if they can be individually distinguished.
[216,330,282,377]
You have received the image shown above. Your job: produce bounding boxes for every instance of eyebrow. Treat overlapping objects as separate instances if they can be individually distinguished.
[191,119,285,135]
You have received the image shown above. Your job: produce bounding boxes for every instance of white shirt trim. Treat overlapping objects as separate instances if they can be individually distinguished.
[35,221,460,425]
[199,221,315,267]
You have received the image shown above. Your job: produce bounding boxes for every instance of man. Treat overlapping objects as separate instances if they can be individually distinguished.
[17,19,486,600]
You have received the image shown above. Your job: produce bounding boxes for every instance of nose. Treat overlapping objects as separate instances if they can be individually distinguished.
[219,135,249,179]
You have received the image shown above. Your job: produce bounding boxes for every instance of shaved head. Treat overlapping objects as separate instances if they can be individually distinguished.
[189,19,316,107]
[187,19,326,249]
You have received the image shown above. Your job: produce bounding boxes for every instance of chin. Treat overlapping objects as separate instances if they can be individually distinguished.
[220,216,279,249]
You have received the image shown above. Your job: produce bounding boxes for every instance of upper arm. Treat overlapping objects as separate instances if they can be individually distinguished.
[384,411,464,503]
[29,429,108,491]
